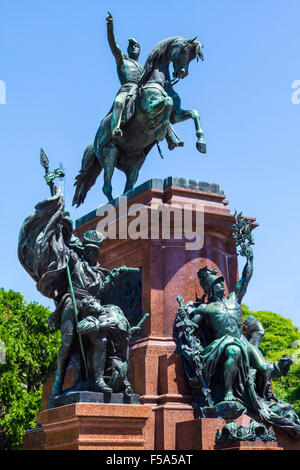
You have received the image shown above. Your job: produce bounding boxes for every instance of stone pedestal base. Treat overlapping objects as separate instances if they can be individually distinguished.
[176,415,300,451]
[23,427,45,450]
[154,402,194,450]
[215,441,283,451]
[176,417,226,450]
[23,403,152,450]
[72,177,247,450]
[273,427,300,451]
[24,177,257,451]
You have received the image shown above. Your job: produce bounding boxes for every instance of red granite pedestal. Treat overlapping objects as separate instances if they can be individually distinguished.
[24,403,152,450]
[72,177,251,450]
[176,414,285,451]
[23,177,262,451]
[215,441,283,451]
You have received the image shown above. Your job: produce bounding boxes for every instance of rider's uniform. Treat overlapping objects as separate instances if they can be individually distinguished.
[113,56,144,118]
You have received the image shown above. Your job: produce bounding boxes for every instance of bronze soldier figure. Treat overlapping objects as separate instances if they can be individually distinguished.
[175,214,300,439]
[106,12,183,149]
[49,230,126,395]
[106,12,143,138]
[18,153,142,396]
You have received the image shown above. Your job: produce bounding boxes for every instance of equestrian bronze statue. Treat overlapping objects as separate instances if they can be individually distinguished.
[73,14,206,205]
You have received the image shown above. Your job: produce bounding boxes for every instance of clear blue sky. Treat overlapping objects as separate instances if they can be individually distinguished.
[0,0,299,326]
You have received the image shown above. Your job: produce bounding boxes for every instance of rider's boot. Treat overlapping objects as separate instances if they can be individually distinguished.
[166,126,184,150]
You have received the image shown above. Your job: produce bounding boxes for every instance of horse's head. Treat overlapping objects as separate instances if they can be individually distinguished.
[140,36,204,86]
[171,37,204,80]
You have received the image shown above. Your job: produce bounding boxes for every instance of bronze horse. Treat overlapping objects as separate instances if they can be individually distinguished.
[73,36,206,205]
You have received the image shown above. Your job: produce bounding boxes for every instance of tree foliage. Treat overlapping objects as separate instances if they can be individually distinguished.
[0,289,60,450]
[242,305,300,415]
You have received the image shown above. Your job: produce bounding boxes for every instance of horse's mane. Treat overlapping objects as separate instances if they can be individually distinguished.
[139,36,192,86]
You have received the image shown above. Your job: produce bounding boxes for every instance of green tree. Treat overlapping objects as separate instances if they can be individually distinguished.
[0,289,60,450]
[242,305,300,415]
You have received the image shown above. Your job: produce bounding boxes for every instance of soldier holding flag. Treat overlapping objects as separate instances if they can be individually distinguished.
[18,150,141,395]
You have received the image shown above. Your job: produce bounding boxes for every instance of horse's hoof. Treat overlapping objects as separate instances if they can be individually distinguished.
[196,141,207,154]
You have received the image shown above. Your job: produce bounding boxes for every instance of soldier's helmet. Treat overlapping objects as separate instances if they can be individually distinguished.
[83,230,104,250]
[197,266,224,299]
[128,37,140,48]
[127,38,141,52]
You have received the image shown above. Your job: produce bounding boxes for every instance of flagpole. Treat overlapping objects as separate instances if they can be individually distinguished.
[40,148,89,382]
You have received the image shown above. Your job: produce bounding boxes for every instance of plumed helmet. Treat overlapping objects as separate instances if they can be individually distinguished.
[83,230,104,250]
[197,266,224,298]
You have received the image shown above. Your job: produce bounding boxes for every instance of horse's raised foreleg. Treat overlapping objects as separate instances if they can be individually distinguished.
[171,108,206,154]
[99,144,118,201]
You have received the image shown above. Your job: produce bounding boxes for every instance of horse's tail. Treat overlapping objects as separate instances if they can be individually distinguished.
[72,143,102,208]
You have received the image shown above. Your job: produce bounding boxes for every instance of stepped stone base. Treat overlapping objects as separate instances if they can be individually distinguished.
[23,403,152,450]
[176,414,300,451]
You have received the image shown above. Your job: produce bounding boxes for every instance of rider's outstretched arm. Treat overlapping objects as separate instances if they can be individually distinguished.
[235,246,253,304]
[106,12,123,64]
